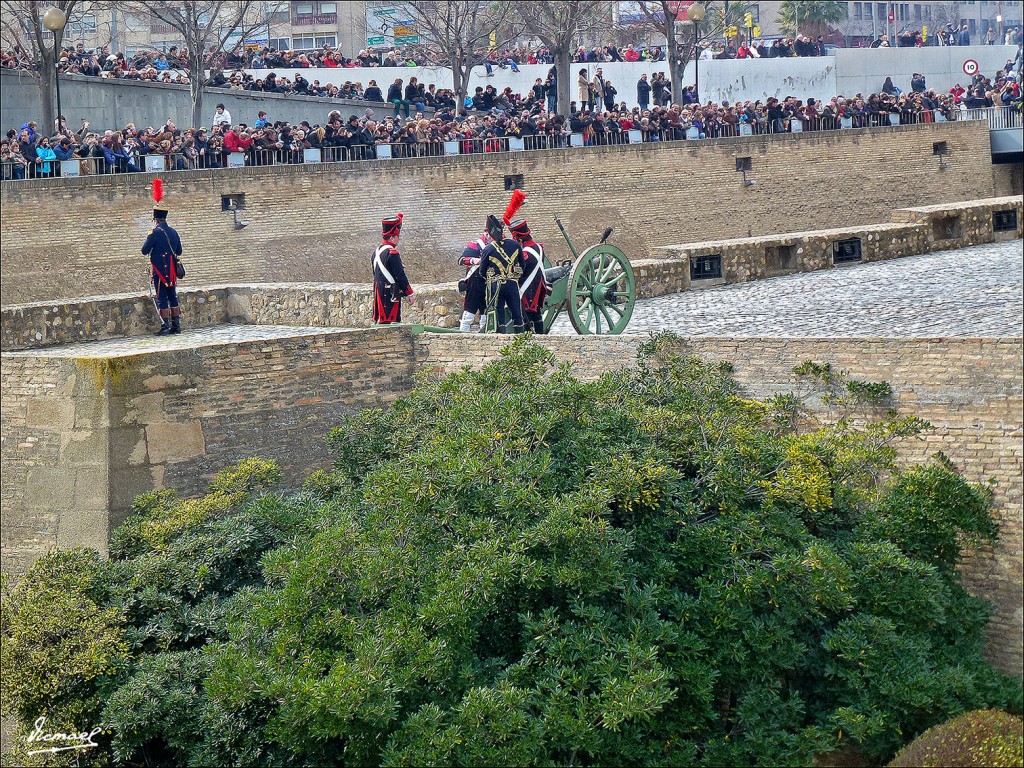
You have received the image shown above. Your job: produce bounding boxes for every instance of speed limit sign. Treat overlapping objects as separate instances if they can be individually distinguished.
[963,59,979,76]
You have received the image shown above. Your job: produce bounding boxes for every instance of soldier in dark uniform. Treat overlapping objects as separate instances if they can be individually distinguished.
[479,214,527,333]
[372,213,415,323]
[457,229,491,332]
[141,197,184,335]
[510,218,549,334]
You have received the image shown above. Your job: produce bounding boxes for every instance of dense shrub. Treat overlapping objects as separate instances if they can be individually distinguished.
[2,337,1020,767]
[888,709,1023,767]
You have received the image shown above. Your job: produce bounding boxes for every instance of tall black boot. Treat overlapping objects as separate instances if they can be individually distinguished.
[534,319,545,334]
[513,324,527,334]
[155,319,171,336]
[170,317,181,334]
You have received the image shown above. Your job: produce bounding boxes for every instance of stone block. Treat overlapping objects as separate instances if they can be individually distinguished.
[26,468,75,511]
[146,421,206,464]
[54,505,110,555]
[26,397,75,430]
[59,430,106,465]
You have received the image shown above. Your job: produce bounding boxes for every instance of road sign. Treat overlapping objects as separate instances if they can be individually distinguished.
[963,58,979,76]
[666,0,692,15]
[753,26,761,37]
[727,25,738,37]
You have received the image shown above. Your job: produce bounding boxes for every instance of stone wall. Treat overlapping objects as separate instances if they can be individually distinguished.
[0,120,997,307]
[992,162,1024,198]
[415,333,1024,676]
[0,355,110,576]
[0,327,416,573]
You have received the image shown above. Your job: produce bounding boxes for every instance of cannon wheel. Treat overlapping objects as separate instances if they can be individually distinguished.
[566,244,636,335]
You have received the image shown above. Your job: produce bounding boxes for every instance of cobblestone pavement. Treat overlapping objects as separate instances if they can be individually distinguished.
[552,240,1024,337]
[5,325,350,358]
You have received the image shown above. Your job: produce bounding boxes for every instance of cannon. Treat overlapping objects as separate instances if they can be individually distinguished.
[539,218,637,335]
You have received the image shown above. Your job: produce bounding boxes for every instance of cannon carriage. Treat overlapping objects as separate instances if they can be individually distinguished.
[539,218,637,335]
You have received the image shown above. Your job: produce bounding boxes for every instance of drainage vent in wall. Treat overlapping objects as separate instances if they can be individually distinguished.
[933,215,963,241]
[993,209,1018,232]
[690,254,723,280]
[832,238,862,264]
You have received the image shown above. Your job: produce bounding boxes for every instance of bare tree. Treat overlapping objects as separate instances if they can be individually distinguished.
[521,0,606,115]
[636,1,693,105]
[1,0,81,134]
[401,0,523,110]
[125,1,265,128]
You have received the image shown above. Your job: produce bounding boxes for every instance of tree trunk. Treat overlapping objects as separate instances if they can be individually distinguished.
[190,60,204,130]
[38,58,56,138]
[452,54,467,112]
[555,47,571,115]
[667,19,683,105]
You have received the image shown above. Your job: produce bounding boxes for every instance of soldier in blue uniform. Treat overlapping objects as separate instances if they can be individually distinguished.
[479,214,527,333]
[141,199,184,335]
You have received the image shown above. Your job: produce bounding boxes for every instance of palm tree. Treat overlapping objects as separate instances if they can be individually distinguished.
[776,0,846,40]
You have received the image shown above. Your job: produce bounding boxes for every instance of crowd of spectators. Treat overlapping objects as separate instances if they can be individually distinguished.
[3,51,1020,180]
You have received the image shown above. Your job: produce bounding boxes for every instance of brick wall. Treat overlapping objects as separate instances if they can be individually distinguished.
[416,334,1023,675]
[0,120,996,307]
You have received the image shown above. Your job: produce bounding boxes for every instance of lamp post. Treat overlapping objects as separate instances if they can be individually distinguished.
[688,3,706,104]
[42,6,68,134]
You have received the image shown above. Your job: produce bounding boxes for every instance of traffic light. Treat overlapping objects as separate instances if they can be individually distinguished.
[744,12,753,28]
[922,25,928,39]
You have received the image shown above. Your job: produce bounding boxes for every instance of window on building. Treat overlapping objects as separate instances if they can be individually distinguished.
[67,12,97,34]
[968,18,977,33]
[267,0,289,22]
[291,35,337,49]
[853,1,862,18]
[914,4,922,20]
[269,37,290,50]
[123,12,146,32]
[865,3,873,19]
[292,1,338,26]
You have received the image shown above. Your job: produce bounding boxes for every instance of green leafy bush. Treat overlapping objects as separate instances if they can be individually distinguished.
[2,337,1019,767]
[888,709,1023,767]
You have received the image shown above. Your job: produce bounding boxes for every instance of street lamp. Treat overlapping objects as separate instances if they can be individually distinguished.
[688,3,706,104]
[42,6,68,135]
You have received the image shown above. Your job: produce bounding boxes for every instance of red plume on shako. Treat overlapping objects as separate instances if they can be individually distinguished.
[151,178,168,220]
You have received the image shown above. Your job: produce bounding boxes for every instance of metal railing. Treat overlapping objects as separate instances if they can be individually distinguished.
[964,105,1023,130]
[3,106,1014,183]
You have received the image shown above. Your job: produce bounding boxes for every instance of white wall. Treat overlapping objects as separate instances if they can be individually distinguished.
[236,44,1018,111]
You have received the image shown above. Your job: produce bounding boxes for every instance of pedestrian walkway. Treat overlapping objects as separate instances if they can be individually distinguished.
[551,240,1023,338]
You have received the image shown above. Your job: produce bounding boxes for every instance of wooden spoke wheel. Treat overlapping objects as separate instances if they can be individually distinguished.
[566,244,636,335]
